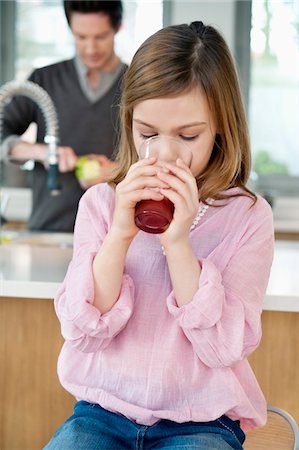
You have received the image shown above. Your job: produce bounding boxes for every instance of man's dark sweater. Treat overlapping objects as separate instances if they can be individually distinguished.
[3,58,126,231]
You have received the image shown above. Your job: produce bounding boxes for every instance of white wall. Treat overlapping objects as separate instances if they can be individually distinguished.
[168,1,236,52]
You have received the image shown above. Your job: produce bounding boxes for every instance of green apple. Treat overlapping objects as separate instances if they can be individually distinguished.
[75,156,102,181]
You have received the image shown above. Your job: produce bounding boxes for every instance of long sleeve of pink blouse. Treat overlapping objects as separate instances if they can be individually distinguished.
[54,185,136,352]
[166,201,274,368]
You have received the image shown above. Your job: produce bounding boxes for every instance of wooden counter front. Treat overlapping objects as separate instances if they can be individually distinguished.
[0,297,75,450]
[249,310,299,423]
[1,297,298,450]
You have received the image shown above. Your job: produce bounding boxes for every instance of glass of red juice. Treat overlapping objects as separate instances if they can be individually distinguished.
[134,136,193,234]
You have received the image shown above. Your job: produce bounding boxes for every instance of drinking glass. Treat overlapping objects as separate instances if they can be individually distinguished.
[134,136,192,234]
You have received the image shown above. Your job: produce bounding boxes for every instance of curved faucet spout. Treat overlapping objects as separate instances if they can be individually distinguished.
[0,80,61,195]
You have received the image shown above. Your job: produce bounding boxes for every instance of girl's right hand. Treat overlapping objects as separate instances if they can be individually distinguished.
[110,157,168,240]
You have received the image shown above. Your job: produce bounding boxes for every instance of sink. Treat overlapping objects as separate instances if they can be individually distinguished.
[0,231,73,248]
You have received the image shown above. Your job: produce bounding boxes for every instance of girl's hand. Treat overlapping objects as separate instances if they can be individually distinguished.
[157,158,199,249]
[110,157,170,240]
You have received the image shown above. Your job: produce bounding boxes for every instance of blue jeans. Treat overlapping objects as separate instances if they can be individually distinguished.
[44,401,245,450]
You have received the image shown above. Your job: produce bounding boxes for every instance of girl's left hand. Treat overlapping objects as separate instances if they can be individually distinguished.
[157,158,199,248]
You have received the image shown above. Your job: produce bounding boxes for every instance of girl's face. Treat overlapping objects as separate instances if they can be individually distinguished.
[132,88,217,177]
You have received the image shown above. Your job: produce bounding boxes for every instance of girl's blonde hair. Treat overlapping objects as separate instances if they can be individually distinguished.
[111,21,255,203]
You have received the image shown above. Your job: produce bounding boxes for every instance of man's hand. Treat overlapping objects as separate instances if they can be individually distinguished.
[57,146,78,172]
[9,141,78,172]
[77,154,118,189]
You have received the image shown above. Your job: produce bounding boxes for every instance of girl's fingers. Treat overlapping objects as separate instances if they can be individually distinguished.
[157,169,197,206]
[116,173,169,211]
[136,189,165,201]
[122,158,171,195]
[158,162,195,198]
[161,159,192,180]
[176,158,193,172]
[127,157,157,176]
[157,161,199,215]
[118,157,197,213]
[160,187,198,234]
[125,164,163,187]
[159,186,193,210]
[116,187,165,209]
[121,175,170,193]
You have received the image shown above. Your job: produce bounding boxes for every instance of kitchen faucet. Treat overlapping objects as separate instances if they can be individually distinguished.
[0,80,60,195]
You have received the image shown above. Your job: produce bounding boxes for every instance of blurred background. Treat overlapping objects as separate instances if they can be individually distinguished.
[0,0,298,226]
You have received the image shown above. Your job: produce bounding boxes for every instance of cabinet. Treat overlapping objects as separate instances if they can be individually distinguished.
[0,297,75,450]
[249,310,299,423]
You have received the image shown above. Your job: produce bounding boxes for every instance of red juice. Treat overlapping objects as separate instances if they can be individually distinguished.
[134,198,174,234]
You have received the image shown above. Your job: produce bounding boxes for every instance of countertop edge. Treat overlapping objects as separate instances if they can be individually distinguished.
[262,295,299,312]
[1,280,299,312]
[1,280,59,299]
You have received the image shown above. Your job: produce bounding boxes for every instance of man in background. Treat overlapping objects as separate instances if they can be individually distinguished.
[2,1,126,231]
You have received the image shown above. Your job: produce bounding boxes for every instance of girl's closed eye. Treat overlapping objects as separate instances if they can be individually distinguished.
[139,134,198,141]
[180,135,198,141]
[139,133,158,139]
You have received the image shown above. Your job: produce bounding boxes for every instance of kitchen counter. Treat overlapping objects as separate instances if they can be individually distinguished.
[264,240,299,312]
[0,231,73,298]
[0,244,72,298]
[0,234,298,311]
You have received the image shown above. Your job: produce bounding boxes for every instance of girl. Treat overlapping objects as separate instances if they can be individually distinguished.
[45,21,274,450]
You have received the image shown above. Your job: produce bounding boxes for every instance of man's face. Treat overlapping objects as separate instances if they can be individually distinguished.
[70,12,118,71]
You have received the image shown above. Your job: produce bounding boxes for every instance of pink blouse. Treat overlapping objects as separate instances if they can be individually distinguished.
[55,183,274,431]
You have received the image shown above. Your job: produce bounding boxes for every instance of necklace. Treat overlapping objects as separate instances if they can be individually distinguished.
[190,198,215,230]
[161,198,215,254]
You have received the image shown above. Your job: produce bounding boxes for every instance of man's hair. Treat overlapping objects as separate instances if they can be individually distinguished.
[64,1,123,29]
